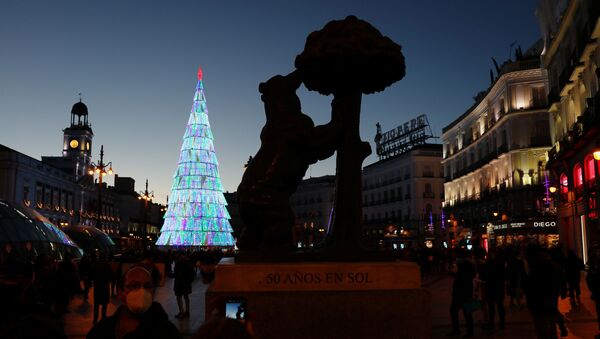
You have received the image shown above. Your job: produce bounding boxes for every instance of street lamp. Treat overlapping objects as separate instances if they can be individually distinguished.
[138,179,154,246]
[88,145,114,231]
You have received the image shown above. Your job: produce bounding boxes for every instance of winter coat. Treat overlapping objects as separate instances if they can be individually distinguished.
[86,302,181,339]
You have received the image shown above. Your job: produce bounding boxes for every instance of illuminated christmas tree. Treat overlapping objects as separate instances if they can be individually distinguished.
[156,67,235,248]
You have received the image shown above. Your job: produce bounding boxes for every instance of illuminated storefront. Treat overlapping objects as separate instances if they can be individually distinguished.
[488,218,560,247]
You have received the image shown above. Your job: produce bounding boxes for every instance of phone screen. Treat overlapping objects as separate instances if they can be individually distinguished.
[225,299,247,322]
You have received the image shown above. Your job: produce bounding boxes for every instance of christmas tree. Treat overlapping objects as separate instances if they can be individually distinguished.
[156,67,235,248]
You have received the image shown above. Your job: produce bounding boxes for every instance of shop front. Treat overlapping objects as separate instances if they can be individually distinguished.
[488,218,559,248]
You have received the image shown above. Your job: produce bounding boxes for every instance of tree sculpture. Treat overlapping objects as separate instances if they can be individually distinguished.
[237,16,405,260]
[295,15,405,253]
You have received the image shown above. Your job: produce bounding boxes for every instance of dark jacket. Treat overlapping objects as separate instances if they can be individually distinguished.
[566,254,585,283]
[587,249,600,300]
[525,253,562,316]
[480,256,506,299]
[90,260,112,304]
[87,302,181,339]
[452,259,475,302]
[174,257,195,295]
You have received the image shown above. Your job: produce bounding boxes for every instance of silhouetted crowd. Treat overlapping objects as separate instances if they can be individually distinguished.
[437,242,599,339]
[0,244,251,339]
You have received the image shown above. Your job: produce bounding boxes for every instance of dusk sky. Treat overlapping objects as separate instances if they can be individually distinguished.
[0,0,541,204]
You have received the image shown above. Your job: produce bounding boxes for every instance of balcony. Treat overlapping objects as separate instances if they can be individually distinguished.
[497,144,508,155]
[529,136,551,148]
[423,192,435,199]
[548,91,600,165]
[422,171,435,178]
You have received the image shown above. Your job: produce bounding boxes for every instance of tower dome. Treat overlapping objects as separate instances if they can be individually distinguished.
[71,101,88,116]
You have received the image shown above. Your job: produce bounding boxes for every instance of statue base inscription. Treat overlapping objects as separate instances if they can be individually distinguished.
[205,258,431,339]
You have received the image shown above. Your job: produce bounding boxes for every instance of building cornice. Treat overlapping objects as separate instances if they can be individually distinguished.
[442,68,545,135]
[542,0,579,66]
[441,108,550,163]
[443,146,551,186]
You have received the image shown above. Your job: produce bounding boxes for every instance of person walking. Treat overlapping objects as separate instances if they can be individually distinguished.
[90,252,112,324]
[524,244,562,339]
[483,249,506,331]
[78,253,92,302]
[447,250,476,337]
[506,246,525,309]
[54,252,78,315]
[174,253,196,319]
[566,249,585,307]
[586,243,600,339]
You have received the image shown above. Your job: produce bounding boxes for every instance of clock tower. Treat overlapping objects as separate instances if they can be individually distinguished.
[62,100,94,179]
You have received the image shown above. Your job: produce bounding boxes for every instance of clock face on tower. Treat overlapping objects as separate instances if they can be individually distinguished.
[69,139,79,149]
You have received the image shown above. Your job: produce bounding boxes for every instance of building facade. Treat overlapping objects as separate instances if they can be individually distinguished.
[538,0,600,262]
[290,175,335,248]
[442,51,558,249]
[0,144,81,227]
[0,100,165,249]
[362,143,444,249]
[113,176,165,248]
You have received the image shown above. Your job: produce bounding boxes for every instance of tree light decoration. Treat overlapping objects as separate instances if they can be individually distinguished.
[156,67,235,248]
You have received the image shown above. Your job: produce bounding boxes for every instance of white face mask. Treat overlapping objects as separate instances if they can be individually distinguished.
[126,288,153,314]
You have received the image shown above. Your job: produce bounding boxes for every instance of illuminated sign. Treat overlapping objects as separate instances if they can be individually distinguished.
[374,114,435,160]
[490,219,558,234]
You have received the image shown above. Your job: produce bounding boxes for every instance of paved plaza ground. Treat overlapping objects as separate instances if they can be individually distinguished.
[426,272,600,338]
[63,269,600,338]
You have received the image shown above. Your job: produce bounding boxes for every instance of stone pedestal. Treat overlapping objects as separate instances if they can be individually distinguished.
[205,258,431,339]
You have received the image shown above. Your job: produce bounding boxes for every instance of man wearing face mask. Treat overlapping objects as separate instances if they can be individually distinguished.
[86,266,181,339]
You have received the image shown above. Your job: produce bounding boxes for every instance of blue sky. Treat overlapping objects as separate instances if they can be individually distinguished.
[0,0,541,204]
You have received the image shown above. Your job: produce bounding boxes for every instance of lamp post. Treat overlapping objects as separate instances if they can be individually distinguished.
[138,179,154,247]
[88,145,114,231]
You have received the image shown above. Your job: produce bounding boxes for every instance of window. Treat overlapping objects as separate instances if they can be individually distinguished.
[585,156,596,181]
[424,183,434,198]
[423,165,434,177]
[23,184,30,202]
[574,164,583,187]
[36,183,43,205]
[532,86,546,107]
[60,190,66,209]
[44,185,51,206]
[560,173,569,202]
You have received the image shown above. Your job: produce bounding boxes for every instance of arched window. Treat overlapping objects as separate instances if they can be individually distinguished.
[585,156,596,182]
[574,164,584,198]
[574,164,583,187]
[560,173,569,203]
